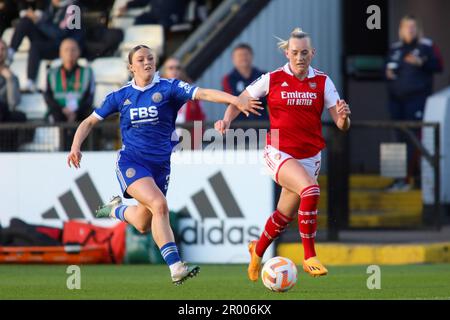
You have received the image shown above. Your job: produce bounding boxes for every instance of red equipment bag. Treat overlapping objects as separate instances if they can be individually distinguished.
[62,221,127,264]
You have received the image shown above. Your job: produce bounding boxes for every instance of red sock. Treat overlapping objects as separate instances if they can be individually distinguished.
[255,210,293,257]
[298,185,320,260]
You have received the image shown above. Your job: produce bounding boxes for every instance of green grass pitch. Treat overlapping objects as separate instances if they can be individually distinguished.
[0,264,449,300]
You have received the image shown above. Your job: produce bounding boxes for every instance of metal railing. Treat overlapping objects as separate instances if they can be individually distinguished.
[173,0,271,80]
[0,120,120,152]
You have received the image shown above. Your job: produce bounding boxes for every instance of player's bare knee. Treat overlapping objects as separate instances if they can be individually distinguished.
[135,225,149,234]
[148,198,169,217]
[300,179,319,193]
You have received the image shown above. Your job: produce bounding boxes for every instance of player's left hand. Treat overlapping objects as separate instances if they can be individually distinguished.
[214,119,230,135]
[336,99,351,119]
[67,149,82,169]
[236,96,263,117]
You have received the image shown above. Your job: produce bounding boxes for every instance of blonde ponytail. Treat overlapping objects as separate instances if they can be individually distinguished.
[276,27,311,50]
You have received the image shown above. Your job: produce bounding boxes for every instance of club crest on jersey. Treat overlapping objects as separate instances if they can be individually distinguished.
[309,82,317,89]
[152,92,163,103]
[126,168,136,178]
[274,153,282,160]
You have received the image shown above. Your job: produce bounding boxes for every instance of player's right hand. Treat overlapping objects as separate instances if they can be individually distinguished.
[67,149,82,169]
[236,96,263,117]
[214,120,230,135]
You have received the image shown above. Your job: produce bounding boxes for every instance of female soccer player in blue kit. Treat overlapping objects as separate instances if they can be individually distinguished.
[67,45,262,285]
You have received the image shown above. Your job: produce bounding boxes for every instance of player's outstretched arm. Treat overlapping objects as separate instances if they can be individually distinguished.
[67,114,100,168]
[194,88,263,117]
[329,99,351,131]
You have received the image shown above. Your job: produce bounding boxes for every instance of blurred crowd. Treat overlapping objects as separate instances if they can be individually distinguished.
[0,2,445,184]
[0,0,218,126]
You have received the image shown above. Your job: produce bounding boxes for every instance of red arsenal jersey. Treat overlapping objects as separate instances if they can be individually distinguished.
[246,64,340,159]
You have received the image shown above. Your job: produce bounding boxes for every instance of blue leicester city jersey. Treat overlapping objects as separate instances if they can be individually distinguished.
[93,72,198,162]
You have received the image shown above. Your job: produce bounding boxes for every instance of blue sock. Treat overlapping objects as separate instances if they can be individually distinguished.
[160,242,181,266]
[114,205,128,222]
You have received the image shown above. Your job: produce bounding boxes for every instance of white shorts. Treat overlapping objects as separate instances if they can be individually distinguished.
[263,145,321,184]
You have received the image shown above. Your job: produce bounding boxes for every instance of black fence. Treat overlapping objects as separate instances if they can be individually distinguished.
[0,119,443,240]
[0,119,120,152]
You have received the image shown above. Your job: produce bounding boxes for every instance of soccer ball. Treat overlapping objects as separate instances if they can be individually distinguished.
[261,256,297,292]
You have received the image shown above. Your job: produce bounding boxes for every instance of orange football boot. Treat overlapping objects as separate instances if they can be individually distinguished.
[247,240,262,282]
[303,256,328,277]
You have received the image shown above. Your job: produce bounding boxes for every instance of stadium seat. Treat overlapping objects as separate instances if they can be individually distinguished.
[16,93,47,120]
[9,55,29,91]
[1,27,30,52]
[8,56,46,91]
[90,57,129,86]
[18,126,61,152]
[110,0,151,29]
[94,83,122,108]
[170,23,193,33]
[111,0,150,17]
[110,16,135,29]
[120,24,164,58]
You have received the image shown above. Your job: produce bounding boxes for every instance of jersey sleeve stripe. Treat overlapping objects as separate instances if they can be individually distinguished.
[191,87,199,100]
[92,111,104,120]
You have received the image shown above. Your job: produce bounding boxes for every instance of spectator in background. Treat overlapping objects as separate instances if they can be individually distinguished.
[82,23,123,61]
[16,0,48,23]
[160,56,205,149]
[0,39,25,122]
[77,0,123,61]
[8,0,83,92]
[0,0,19,38]
[386,15,444,191]
[44,38,94,123]
[0,39,27,152]
[222,43,268,122]
[117,0,186,32]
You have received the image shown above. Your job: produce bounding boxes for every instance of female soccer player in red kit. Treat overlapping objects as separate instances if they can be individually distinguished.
[215,28,351,280]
